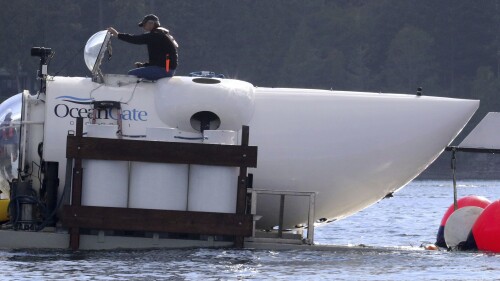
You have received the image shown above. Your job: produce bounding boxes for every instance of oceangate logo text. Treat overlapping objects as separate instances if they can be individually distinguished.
[53,96,148,121]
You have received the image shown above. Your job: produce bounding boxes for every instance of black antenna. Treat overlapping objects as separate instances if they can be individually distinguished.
[31,47,53,94]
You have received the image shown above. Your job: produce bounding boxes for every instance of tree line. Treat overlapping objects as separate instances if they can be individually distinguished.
[1,0,500,177]
[1,1,499,128]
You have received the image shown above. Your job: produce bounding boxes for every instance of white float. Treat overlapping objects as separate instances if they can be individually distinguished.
[188,130,238,213]
[444,206,484,248]
[82,124,128,207]
[129,127,190,210]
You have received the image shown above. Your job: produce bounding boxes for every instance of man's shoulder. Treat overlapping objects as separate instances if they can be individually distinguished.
[155,27,170,33]
[151,28,171,37]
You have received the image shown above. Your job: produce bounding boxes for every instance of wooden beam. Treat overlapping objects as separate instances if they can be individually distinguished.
[65,119,257,249]
[69,117,84,250]
[66,136,257,167]
[69,228,80,250]
[61,205,253,237]
[235,125,251,248]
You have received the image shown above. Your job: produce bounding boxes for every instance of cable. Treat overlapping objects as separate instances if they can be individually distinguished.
[89,83,104,100]
[122,80,141,104]
[53,46,85,77]
[8,189,48,231]
[174,136,207,141]
[33,161,42,190]
[35,158,73,231]
[121,134,146,138]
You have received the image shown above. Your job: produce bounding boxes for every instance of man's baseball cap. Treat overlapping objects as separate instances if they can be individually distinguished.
[138,14,160,27]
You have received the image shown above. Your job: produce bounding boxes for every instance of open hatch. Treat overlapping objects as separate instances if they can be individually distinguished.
[84,30,112,83]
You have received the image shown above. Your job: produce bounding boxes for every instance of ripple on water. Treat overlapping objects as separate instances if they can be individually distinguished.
[0,181,499,280]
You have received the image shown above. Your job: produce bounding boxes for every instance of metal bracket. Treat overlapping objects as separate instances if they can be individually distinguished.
[91,32,112,83]
[249,189,317,245]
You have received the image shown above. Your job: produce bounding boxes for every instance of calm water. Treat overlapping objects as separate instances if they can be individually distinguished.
[0,180,499,280]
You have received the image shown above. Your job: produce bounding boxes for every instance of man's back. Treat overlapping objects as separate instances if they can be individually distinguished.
[118,29,178,69]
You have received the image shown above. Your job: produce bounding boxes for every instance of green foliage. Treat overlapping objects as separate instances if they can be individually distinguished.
[384,26,436,93]
[0,0,498,112]
[472,66,500,111]
[1,0,499,176]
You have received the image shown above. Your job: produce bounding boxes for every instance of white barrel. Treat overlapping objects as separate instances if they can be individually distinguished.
[188,130,238,213]
[82,124,128,207]
[129,127,189,210]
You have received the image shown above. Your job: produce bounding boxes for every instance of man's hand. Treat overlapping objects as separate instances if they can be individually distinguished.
[135,62,145,68]
[107,27,118,37]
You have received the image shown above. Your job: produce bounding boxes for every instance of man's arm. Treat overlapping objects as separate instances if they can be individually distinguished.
[117,33,149,45]
[107,27,148,45]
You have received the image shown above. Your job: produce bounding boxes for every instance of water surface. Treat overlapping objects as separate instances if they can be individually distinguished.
[0,180,499,280]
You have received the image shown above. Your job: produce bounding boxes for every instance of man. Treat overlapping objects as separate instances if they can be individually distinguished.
[108,14,179,80]
[0,113,17,183]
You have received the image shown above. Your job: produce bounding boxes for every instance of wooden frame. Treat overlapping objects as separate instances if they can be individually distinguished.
[61,117,257,250]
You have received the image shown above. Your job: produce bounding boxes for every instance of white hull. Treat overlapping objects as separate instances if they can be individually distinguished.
[250,88,478,228]
[4,75,478,229]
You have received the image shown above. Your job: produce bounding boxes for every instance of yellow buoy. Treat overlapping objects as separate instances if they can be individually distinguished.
[0,199,10,222]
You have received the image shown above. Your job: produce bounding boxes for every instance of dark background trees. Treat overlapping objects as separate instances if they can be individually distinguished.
[1,0,499,178]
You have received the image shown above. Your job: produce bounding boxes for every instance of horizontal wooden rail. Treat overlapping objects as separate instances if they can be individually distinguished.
[66,136,258,167]
[62,205,253,237]
[64,117,256,249]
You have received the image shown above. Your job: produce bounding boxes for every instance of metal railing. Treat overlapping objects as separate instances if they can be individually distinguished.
[249,189,317,244]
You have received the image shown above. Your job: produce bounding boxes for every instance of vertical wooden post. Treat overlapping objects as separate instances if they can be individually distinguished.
[69,117,84,250]
[278,195,285,238]
[234,125,250,248]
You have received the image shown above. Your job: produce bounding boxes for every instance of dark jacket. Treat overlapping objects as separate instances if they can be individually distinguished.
[118,27,178,70]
